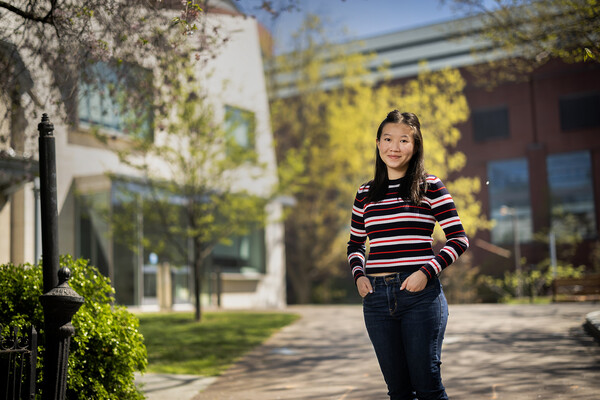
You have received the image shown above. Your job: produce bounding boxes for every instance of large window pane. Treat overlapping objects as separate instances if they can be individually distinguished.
[224,105,255,149]
[78,61,153,140]
[547,151,596,237]
[559,92,600,131]
[211,229,266,274]
[76,191,111,277]
[473,106,510,142]
[487,158,533,244]
[78,61,121,131]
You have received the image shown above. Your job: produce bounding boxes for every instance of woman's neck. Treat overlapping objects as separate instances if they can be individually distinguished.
[387,169,406,180]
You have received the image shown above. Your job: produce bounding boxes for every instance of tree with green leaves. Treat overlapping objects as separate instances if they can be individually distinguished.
[268,15,384,303]
[115,61,270,321]
[269,15,490,303]
[446,0,599,82]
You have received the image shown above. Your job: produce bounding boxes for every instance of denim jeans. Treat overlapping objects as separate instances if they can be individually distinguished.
[363,273,449,400]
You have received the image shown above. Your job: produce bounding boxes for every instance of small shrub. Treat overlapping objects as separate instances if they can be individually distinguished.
[0,255,147,399]
[478,263,585,303]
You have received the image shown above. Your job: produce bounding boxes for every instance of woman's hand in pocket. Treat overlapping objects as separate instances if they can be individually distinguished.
[400,270,428,292]
[356,276,373,298]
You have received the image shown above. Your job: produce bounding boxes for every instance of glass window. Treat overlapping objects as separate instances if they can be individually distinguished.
[78,61,153,141]
[487,158,533,244]
[547,151,596,237]
[224,105,255,149]
[559,92,600,131]
[211,230,266,274]
[109,178,266,305]
[78,61,121,132]
[472,106,510,142]
[76,191,111,278]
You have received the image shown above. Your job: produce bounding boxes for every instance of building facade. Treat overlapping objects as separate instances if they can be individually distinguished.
[1,1,287,310]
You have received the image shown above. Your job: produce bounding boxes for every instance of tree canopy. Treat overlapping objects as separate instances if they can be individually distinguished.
[447,0,600,82]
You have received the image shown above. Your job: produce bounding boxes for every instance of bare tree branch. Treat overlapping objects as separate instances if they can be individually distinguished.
[0,0,54,24]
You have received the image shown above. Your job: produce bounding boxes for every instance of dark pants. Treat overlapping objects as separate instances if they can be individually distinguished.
[363,273,449,400]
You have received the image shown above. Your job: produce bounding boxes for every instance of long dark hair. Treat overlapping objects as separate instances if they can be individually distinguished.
[365,110,428,204]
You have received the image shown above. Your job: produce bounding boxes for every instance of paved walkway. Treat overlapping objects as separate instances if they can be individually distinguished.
[138,303,600,400]
[135,373,216,400]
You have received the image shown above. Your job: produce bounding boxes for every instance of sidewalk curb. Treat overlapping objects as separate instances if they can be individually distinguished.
[584,310,600,344]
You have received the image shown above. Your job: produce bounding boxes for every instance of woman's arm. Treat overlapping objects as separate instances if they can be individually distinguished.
[419,176,470,280]
[347,187,368,283]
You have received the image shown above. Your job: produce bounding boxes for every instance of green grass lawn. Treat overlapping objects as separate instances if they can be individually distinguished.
[137,311,300,376]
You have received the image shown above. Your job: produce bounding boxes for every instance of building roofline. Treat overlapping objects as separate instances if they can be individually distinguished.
[269,14,498,99]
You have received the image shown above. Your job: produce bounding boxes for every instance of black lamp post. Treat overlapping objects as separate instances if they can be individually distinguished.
[37,114,84,400]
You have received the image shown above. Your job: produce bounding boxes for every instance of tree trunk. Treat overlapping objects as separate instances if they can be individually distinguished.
[193,239,203,321]
[194,261,202,321]
[288,265,312,303]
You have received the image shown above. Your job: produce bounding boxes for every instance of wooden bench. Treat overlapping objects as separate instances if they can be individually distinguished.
[552,274,600,302]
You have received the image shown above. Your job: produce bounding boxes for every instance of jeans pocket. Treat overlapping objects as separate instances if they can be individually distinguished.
[405,281,436,296]
[362,292,370,306]
[362,289,374,301]
[363,286,385,309]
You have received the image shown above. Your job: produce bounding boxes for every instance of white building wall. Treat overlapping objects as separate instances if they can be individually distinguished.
[201,13,286,309]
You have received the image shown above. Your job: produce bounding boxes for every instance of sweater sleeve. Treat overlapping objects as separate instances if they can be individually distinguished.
[419,176,470,280]
[347,187,368,283]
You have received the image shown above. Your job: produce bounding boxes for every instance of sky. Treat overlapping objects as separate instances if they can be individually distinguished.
[235,0,469,54]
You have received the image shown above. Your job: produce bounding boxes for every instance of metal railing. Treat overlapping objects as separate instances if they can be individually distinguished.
[0,325,37,400]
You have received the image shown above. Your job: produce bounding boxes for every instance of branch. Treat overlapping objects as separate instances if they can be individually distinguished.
[0,1,54,24]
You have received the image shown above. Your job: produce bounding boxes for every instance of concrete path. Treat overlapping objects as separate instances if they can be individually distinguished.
[135,373,216,400]
[189,303,600,400]
[442,303,600,400]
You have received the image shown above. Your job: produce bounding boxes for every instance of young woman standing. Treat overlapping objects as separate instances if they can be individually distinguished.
[347,110,469,400]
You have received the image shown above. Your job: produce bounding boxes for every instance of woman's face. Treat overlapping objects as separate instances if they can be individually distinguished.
[376,122,415,179]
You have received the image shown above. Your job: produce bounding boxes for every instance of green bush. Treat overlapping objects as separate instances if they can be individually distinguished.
[0,255,147,399]
[478,263,585,303]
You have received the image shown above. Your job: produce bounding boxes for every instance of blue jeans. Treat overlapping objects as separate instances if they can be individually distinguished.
[363,273,449,400]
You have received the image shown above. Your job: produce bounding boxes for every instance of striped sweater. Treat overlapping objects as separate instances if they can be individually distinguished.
[347,175,469,282]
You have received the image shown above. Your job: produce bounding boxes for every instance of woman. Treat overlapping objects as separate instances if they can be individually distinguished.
[347,110,469,400]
